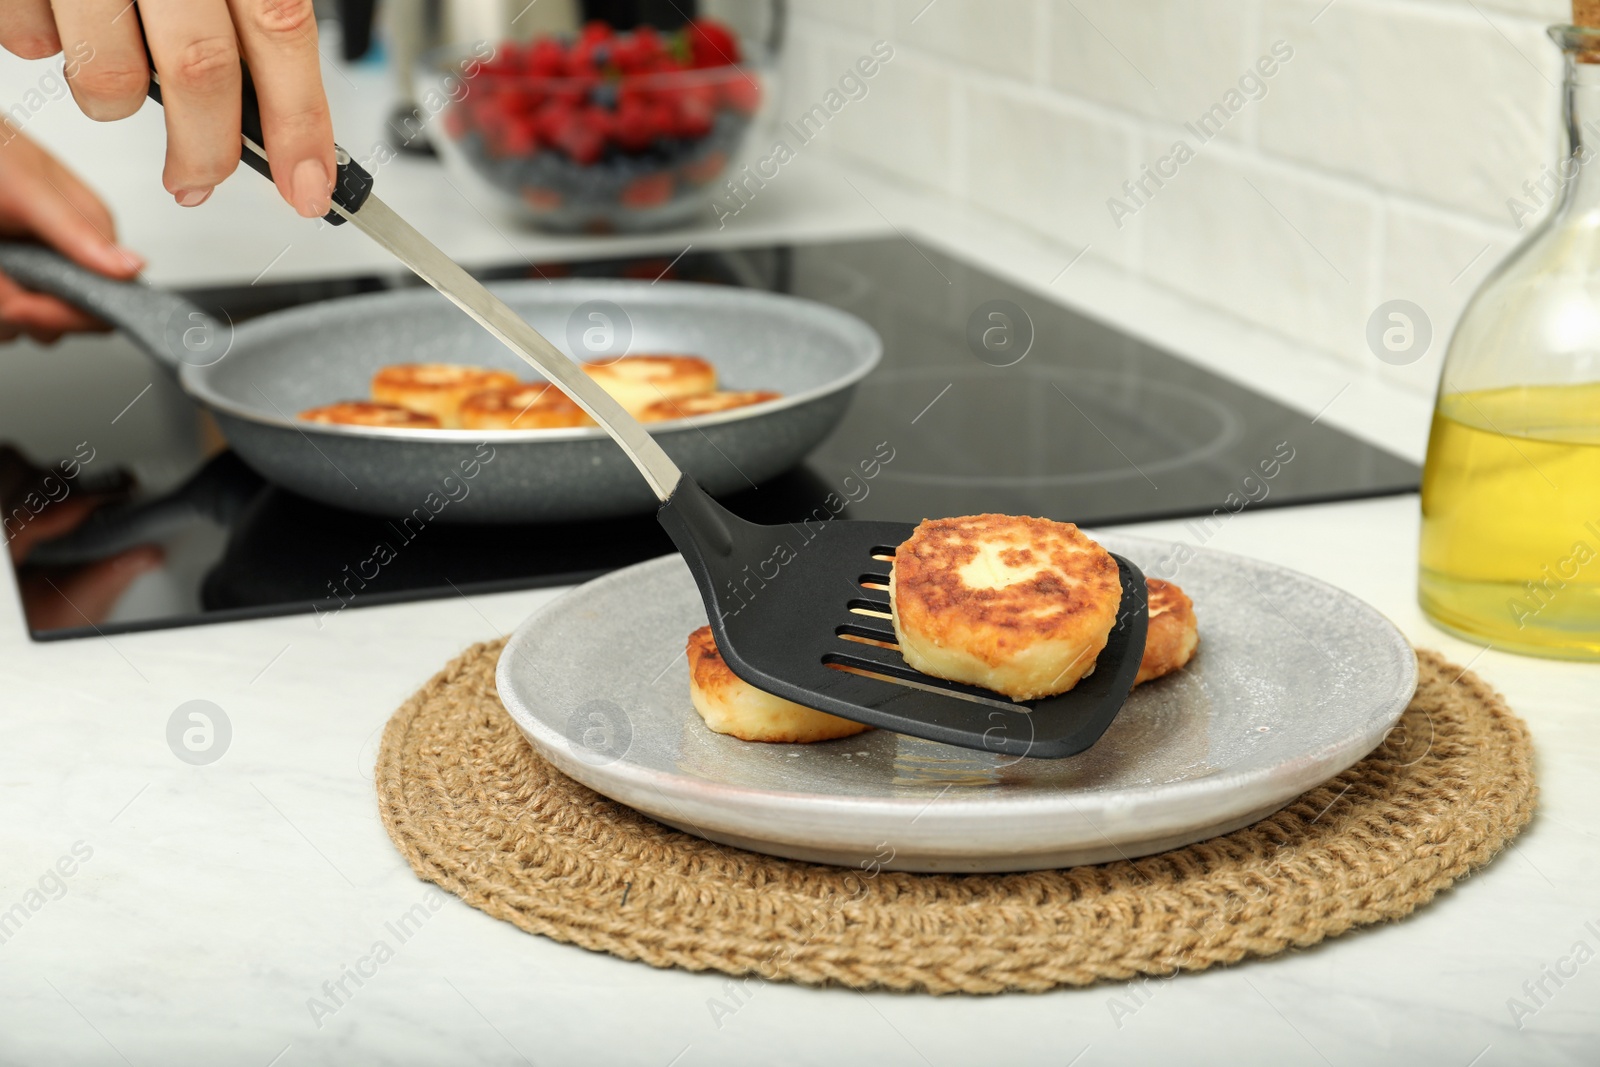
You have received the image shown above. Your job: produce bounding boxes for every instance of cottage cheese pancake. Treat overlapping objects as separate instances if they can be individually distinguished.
[1137,578,1199,685]
[639,389,781,422]
[458,384,594,429]
[298,401,442,428]
[687,626,871,743]
[371,363,519,426]
[890,514,1122,701]
[582,355,716,415]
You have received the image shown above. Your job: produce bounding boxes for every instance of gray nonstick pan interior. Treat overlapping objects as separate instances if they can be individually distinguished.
[0,244,882,524]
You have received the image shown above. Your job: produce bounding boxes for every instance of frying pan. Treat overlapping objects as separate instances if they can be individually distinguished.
[0,244,880,523]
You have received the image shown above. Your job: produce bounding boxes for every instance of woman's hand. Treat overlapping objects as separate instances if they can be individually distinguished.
[1,0,336,218]
[0,126,143,343]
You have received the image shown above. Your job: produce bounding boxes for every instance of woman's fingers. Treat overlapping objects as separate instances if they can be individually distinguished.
[0,132,144,277]
[0,0,62,60]
[34,150,143,276]
[0,274,107,337]
[0,119,140,344]
[140,0,244,206]
[7,0,336,218]
[227,0,335,217]
[54,0,150,121]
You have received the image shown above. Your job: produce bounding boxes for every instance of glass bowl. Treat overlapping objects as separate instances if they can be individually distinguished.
[419,25,772,233]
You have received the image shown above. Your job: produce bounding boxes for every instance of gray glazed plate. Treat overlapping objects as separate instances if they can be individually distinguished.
[496,533,1417,872]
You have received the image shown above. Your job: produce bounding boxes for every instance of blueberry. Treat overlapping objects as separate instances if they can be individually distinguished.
[551,156,583,193]
[530,151,562,178]
[590,82,618,109]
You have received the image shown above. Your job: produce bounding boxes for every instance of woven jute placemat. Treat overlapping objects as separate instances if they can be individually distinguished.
[375,641,1535,993]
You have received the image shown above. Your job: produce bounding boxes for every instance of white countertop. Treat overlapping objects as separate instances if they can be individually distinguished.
[0,51,1596,1067]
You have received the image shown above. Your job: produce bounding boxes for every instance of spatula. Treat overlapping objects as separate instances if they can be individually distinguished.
[136,66,1149,758]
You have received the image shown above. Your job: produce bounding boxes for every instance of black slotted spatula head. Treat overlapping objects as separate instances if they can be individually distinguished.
[658,478,1149,759]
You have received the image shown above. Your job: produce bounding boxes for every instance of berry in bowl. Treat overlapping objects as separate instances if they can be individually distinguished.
[424,19,768,233]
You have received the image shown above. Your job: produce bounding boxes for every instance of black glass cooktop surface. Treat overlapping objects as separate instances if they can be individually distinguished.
[11,236,1417,639]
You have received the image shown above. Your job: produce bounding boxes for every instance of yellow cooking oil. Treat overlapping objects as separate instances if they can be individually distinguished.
[1419,382,1600,658]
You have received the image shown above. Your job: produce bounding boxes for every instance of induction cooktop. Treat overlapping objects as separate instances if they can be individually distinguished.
[10,236,1417,639]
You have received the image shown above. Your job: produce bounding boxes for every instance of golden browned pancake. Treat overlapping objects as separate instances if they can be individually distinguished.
[686,625,871,743]
[370,363,519,427]
[639,389,781,422]
[298,401,442,429]
[457,383,594,430]
[890,514,1121,701]
[581,355,716,415]
[846,581,1196,685]
[1136,578,1199,684]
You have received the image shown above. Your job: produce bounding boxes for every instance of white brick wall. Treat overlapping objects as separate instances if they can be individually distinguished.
[782,0,1565,393]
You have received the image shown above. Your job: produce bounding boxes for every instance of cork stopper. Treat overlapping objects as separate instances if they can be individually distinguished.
[1575,2,1600,62]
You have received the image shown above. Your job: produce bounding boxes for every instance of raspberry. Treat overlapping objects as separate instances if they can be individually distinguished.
[571,39,611,73]
[500,120,538,157]
[621,173,673,208]
[644,100,676,139]
[683,149,728,185]
[719,75,762,116]
[614,99,656,151]
[550,105,608,163]
[525,38,566,78]
[534,100,576,143]
[614,26,667,73]
[442,104,467,141]
[672,83,716,138]
[522,187,562,210]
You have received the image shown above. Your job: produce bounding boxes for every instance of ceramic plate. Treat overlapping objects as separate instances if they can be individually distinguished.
[496,534,1417,872]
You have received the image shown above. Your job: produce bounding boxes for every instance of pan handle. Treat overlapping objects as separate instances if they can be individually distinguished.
[0,242,219,374]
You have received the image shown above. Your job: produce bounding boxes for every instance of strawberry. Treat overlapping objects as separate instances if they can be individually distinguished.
[687,18,740,68]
